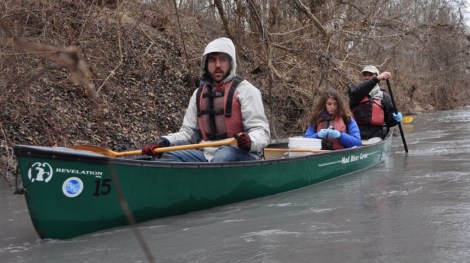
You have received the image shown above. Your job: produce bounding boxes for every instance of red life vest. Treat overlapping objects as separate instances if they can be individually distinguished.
[352,96,384,126]
[196,76,245,141]
[316,115,347,150]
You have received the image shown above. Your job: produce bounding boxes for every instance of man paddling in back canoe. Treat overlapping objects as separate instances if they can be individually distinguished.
[348,65,403,142]
[142,37,270,162]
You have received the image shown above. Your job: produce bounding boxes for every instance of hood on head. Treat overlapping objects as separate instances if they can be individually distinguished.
[200,37,237,81]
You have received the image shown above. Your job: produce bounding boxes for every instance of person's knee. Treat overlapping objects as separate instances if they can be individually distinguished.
[155,152,184,162]
[211,146,236,162]
[211,146,257,162]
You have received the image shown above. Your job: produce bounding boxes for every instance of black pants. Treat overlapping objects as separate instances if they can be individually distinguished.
[358,124,388,140]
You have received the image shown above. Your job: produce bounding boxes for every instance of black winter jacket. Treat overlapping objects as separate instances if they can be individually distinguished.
[348,77,399,139]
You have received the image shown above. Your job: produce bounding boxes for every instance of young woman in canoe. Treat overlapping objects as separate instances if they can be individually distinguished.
[304,88,362,150]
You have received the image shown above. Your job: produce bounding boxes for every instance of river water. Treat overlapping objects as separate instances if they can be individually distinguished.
[1,109,470,263]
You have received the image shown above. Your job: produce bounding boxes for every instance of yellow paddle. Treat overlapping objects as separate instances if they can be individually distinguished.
[402,115,414,123]
[71,138,237,157]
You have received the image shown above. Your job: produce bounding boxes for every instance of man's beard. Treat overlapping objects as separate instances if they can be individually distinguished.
[211,70,229,83]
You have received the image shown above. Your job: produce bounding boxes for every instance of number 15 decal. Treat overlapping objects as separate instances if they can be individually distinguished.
[94,179,112,196]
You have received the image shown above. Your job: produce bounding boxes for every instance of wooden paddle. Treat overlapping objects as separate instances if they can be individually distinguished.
[386,79,409,153]
[71,138,237,157]
[264,148,329,153]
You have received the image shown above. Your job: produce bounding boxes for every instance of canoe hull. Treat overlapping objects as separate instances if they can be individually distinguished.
[14,133,392,239]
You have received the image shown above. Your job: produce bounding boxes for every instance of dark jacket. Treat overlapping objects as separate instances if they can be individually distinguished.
[348,77,399,139]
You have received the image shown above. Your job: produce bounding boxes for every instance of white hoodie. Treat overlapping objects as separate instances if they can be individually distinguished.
[163,37,270,160]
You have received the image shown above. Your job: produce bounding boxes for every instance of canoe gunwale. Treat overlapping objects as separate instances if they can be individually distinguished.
[13,135,390,169]
[13,131,393,168]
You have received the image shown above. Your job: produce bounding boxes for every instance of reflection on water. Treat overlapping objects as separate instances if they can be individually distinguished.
[2,109,470,262]
[401,123,414,134]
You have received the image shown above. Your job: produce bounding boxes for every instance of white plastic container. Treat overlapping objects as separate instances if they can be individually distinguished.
[287,137,322,157]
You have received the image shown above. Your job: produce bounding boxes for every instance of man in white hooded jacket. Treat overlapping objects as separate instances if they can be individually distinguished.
[142,37,270,162]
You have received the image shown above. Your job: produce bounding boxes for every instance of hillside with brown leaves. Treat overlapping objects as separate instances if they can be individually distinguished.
[1,0,470,178]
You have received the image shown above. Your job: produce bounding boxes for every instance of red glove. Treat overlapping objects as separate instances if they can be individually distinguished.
[142,138,170,156]
[234,132,251,152]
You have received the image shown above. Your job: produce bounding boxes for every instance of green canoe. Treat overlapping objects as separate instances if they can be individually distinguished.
[13,132,393,239]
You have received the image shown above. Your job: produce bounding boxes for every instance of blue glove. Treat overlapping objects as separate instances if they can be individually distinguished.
[317,129,328,138]
[393,112,403,122]
[328,130,341,139]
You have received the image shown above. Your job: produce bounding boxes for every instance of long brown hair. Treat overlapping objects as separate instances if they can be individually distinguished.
[308,88,352,126]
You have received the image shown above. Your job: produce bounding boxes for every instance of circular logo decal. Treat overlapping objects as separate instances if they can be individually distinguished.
[62,177,84,198]
[28,162,53,183]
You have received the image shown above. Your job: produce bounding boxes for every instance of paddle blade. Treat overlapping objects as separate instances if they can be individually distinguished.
[402,116,413,123]
[70,145,119,157]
